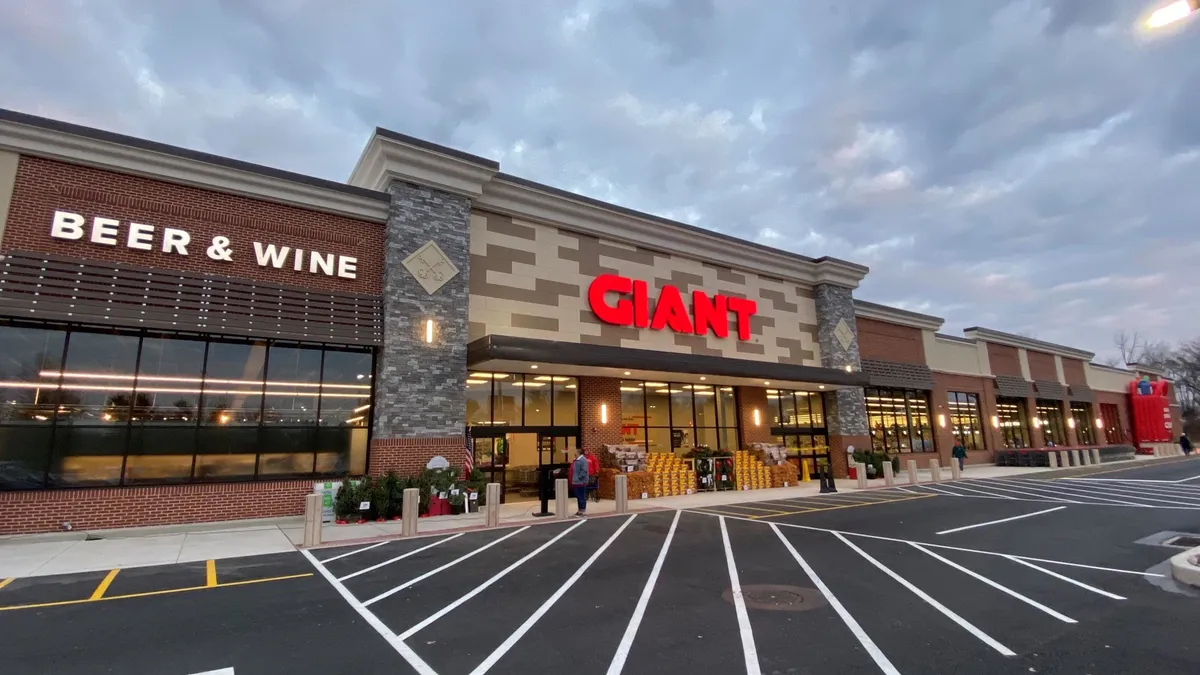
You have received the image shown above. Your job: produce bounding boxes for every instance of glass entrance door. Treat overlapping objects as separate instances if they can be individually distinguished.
[467,427,581,504]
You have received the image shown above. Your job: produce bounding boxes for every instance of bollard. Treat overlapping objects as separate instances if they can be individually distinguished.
[614,474,629,514]
[883,462,895,487]
[1090,447,1101,465]
[930,460,942,483]
[1081,449,1092,466]
[825,466,838,493]
[485,483,501,528]
[907,459,919,485]
[1048,452,1059,469]
[950,459,962,481]
[401,487,419,536]
[801,460,811,482]
[1070,449,1082,467]
[855,462,868,489]
[303,493,323,548]
[555,478,569,519]
[1058,450,1069,468]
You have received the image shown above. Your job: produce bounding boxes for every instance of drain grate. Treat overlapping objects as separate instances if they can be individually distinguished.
[724,585,827,612]
[1163,535,1200,549]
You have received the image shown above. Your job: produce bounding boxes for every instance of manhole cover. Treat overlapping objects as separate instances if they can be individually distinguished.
[723,585,827,612]
[1164,535,1200,549]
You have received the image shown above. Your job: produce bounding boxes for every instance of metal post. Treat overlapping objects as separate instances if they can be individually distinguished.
[930,460,942,482]
[615,475,628,514]
[555,478,569,519]
[855,462,868,489]
[485,483,501,528]
[883,462,895,487]
[401,487,419,537]
[907,459,919,485]
[303,493,323,548]
[533,466,554,518]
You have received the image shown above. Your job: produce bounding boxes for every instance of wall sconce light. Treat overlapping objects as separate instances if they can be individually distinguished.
[936,414,946,428]
[991,415,1000,429]
[1032,417,1041,428]
[1096,418,1105,429]
[753,408,761,426]
[600,403,608,424]
[844,364,853,373]
[1067,417,1076,429]
[424,319,434,343]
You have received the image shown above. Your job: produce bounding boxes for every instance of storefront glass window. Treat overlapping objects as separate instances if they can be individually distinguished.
[767,389,829,459]
[1036,399,1068,446]
[996,396,1031,448]
[865,387,934,454]
[620,380,740,453]
[1099,403,1124,444]
[0,322,374,490]
[463,372,581,429]
[947,391,985,452]
[1071,402,1096,445]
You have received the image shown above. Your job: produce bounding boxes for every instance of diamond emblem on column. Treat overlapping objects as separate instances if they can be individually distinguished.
[833,318,855,351]
[402,241,460,295]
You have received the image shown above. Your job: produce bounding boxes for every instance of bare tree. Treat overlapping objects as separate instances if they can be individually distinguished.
[1112,330,1172,368]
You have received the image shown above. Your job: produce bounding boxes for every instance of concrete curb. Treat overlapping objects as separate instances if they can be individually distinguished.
[1169,546,1200,588]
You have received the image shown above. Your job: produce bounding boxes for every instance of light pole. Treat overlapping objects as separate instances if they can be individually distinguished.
[1147,0,1199,28]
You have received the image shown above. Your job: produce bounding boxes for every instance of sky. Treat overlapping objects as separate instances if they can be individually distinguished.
[1,0,1197,361]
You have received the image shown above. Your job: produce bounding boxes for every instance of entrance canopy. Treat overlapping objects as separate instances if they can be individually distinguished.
[467,335,869,392]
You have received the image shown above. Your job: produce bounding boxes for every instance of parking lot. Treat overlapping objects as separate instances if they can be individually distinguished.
[4,458,1200,674]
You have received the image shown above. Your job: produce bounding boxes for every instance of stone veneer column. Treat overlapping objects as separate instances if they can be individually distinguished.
[370,181,472,475]
[737,386,774,447]
[580,377,623,450]
[814,284,869,479]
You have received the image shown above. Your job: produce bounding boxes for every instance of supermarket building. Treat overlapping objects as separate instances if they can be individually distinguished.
[0,108,1181,534]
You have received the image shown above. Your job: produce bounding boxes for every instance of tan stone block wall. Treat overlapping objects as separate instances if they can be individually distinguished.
[468,211,821,365]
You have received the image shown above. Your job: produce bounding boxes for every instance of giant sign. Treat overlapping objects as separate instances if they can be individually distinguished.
[587,273,758,340]
[49,210,358,280]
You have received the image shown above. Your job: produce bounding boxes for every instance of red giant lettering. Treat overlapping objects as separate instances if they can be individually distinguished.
[586,274,758,340]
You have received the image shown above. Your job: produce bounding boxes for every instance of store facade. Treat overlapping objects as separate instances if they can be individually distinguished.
[0,109,1182,533]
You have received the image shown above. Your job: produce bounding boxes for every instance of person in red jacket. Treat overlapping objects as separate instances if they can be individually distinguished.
[585,448,601,503]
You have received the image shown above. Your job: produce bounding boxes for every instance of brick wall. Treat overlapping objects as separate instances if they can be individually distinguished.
[579,376,622,450]
[368,436,466,476]
[1026,350,1057,382]
[856,317,926,364]
[4,156,385,294]
[0,481,311,535]
[1062,358,1087,385]
[736,386,774,446]
[986,343,1022,378]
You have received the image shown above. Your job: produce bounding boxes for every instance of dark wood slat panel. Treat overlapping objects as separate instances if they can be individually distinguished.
[0,253,382,345]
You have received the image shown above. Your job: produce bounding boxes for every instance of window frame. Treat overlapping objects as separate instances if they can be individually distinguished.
[619,380,740,453]
[864,387,934,454]
[947,391,986,452]
[1035,399,1069,447]
[1070,402,1096,445]
[995,396,1032,449]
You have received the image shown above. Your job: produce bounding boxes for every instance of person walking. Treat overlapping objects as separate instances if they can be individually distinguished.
[1182,433,1193,456]
[569,447,591,517]
[951,439,967,472]
[584,447,601,503]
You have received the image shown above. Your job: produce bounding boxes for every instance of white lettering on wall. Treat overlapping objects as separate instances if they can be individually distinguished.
[127,223,154,251]
[253,243,290,268]
[46,210,356,281]
[91,217,119,245]
[51,211,85,240]
[162,228,190,255]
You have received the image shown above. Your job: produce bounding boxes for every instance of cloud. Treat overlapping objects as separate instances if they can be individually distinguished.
[1,0,1197,362]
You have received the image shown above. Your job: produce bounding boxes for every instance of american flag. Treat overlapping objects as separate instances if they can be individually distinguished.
[464,424,474,476]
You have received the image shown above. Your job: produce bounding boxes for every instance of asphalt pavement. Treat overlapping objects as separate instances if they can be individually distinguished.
[5,457,1200,674]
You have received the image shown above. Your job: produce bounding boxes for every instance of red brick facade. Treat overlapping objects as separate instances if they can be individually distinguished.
[1062,358,1088,385]
[736,386,774,446]
[987,343,1022,377]
[856,317,926,364]
[4,156,386,294]
[579,376,622,450]
[369,437,467,476]
[0,481,312,535]
[1026,350,1057,382]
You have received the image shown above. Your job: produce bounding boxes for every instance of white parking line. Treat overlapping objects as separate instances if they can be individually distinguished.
[1033,482,1200,507]
[363,527,529,606]
[321,541,387,563]
[956,481,1083,504]
[772,525,900,675]
[992,479,1166,507]
[339,533,465,582]
[936,506,1067,535]
[910,543,1076,624]
[399,520,586,640]
[470,516,638,675]
[834,533,1016,656]
[917,483,1012,500]
[607,510,681,675]
[302,549,440,675]
[1004,556,1126,600]
[1046,481,1200,504]
[720,517,762,675]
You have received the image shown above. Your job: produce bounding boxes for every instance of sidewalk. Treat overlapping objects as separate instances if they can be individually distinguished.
[0,456,1165,578]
